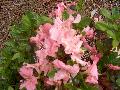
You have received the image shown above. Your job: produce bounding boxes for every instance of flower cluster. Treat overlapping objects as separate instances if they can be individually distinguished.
[19,2,99,90]
[19,2,119,90]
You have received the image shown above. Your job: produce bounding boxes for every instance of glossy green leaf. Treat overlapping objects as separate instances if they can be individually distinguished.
[116,78,120,86]
[64,83,78,90]
[112,39,119,48]
[12,53,20,60]
[47,69,57,78]
[95,22,110,31]
[100,8,112,19]
[106,30,116,39]
[21,15,31,30]
[62,10,69,20]
[111,7,120,20]
[8,86,14,90]
[75,17,92,30]
[4,40,15,47]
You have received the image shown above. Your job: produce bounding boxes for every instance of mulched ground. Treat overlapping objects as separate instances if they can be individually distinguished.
[0,0,119,48]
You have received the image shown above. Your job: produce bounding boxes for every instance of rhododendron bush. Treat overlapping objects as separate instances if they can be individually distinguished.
[1,1,120,90]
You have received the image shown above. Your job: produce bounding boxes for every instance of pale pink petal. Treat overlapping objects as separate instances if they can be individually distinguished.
[53,59,66,69]
[55,2,66,18]
[85,75,98,84]
[108,64,120,70]
[85,63,98,84]
[71,53,87,66]
[73,14,81,23]
[20,76,38,90]
[54,70,70,83]
[19,66,33,79]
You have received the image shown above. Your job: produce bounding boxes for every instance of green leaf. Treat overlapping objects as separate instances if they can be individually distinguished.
[112,7,119,15]
[116,78,120,86]
[10,25,21,37]
[62,10,69,20]
[112,39,119,48]
[47,69,57,78]
[4,40,15,47]
[64,83,78,90]
[8,86,14,90]
[76,0,84,12]
[67,60,74,65]
[111,7,120,20]
[25,11,53,28]
[100,8,112,19]
[95,22,110,31]
[86,85,99,90]
[96,40,104,54]
[21,15,31,30]
[12,53,20,60]
[39,15,53,24]
[107,52,120,66]
[106,30,116,39]
[75,17,92,30]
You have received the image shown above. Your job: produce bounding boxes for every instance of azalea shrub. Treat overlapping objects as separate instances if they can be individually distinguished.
[0,1,120,90]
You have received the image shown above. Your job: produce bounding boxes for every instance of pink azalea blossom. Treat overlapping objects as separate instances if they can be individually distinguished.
[20,76,38,90]
[71,53,87,66]
[73,14,81,23]
[85,55,101,84]
[44,38,59,56]
[19,66,33,79]
[54,70,70,84]
[85,63,98,84]
[107,64,120,70]
[53,59,80,75]
[19,66,38,90]
[83,26,94,38]
[45,78,55,86]
[55,2,66,18]
[19,2,103,89]
[45,70,70,86]
[49,15,84,65]
[30,23,52,48]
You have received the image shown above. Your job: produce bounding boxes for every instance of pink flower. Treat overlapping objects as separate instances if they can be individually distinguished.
[26,62,52,75]
[68,64,80,76]
[35,50,47,62]
[90,55,100,63]
[54,70,70,84]
[19,66,38,90]
[53,59,80,75]
[19,66,33,79]
[71,53,87,66]
[73,14,81,23]
[83,26,94,38]
[45,78,55,86]
[85,63,98,84]
[41,23,52,33]
[45,70,70,86]
[55,2,66,18]
[53,59,66,69]
[49,17,63,42]
[107,64,120,70]
[85,75,98,84]
[44,38,59,56]
[20,76,38,90]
